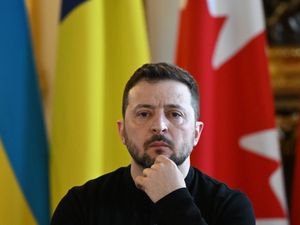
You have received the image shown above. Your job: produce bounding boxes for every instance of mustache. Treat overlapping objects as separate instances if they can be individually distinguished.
[143,135,174,149]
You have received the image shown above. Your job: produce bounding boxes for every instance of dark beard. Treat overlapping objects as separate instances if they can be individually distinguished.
[124,132,193,168]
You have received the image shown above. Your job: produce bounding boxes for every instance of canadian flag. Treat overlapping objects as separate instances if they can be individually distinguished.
[176,0,289,224]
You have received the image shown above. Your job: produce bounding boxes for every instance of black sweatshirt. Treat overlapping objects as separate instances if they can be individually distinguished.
[51,166,255,225]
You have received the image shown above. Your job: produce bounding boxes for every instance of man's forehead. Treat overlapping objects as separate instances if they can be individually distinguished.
[130,81,189,96]
[129,80,190,94]
[127,81,193,110]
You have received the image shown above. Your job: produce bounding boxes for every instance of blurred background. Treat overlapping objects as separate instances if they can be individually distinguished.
[1,0,300,224]
[263,0,300,204]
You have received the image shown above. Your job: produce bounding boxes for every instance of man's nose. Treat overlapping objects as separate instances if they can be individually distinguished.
[151,113,168,134]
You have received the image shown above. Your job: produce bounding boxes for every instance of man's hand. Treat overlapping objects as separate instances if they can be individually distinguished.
[134,155,186,203]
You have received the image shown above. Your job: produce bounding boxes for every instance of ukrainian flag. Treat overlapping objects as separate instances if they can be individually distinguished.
[51,0,149,210]
[0,1,50,225]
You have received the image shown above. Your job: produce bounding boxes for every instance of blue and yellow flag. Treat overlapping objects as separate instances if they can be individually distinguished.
[0,1,50,225]
[51,0,149,210]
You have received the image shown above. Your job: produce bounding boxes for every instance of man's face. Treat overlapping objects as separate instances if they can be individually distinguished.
[118,80,203,168]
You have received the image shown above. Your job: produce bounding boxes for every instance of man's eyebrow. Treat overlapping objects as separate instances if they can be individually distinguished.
[165,104,185,110]
[133,104,185,111]
[134,104,155,110]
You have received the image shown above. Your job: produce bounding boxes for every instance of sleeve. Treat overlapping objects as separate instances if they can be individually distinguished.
[51,189,84,225]
[155,188,208,225]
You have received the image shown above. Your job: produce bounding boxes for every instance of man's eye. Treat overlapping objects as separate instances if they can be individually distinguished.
[137,112,150,118]
[170,111,183,118]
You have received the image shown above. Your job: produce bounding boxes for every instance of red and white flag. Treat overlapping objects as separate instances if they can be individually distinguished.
[176,0,289,224]
[291,124,300,225]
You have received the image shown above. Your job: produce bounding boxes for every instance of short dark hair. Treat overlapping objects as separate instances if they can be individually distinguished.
[122,62,200,119]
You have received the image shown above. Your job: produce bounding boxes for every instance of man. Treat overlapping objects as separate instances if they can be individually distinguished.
[51,63,255,225]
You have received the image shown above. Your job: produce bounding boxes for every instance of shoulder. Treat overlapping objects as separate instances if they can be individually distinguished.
[190,167,255,223]
[73,167,128,189]
[56,166,130,210]
[51,166,130,225]
[191,167,245,198]
[68,166,129,200]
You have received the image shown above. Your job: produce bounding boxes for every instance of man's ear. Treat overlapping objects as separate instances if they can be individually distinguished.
[194,121,204,146]
[117,120,126,144]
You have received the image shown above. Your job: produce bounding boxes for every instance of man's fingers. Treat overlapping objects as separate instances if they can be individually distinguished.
[155,155,176,168]
[154,155,169,163]
[151,162,162,170]
[142,168,152,177]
